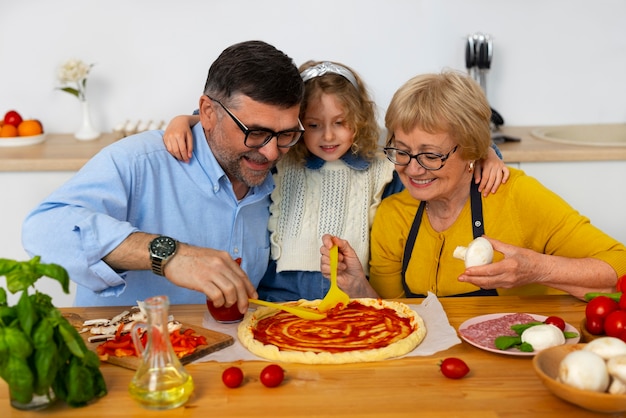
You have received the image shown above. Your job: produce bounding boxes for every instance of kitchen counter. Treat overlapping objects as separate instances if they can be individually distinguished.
[493,126,626,163]
[0,295,599,417]
[2,126,626,172]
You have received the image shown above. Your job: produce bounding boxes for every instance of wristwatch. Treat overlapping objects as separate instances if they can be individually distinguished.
[149,236,178,276]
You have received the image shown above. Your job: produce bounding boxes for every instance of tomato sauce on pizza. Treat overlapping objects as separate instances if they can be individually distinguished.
[238,298,427,364]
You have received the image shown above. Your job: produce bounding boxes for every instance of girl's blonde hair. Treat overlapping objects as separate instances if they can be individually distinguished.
[384,70,492,161]
[288,60,380,163]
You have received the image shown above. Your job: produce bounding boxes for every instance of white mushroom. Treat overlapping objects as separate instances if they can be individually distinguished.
[558,350,610,392]
[453,237,494,267]
[583,336,626,360]
[607,355,626,394]
[521,324,565,351]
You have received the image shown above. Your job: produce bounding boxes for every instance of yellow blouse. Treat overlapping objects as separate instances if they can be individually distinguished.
[369,168,626,298]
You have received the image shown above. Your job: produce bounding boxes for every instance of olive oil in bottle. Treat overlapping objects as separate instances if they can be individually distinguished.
[129,295,194,409]
[129,366,194,409]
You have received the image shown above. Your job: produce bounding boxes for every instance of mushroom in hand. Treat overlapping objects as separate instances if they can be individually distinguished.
[453,237,494,267]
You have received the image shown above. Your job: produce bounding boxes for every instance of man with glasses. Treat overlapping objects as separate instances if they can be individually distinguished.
[22,40,304,311]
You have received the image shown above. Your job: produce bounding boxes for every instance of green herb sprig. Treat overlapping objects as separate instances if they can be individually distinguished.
[0,256,107,407]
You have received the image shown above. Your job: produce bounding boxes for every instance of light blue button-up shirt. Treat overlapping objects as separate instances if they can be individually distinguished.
[22,123,273,306]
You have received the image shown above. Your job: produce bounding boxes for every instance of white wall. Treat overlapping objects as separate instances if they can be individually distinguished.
[1,0,625,135]
[1,0,626,306]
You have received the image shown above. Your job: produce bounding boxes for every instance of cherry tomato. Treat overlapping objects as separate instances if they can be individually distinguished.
[260,364,284,388]
[585,316,604,335]
[604,310,626,338]
[619,293,626,311]
[586,296,619,320]
[544,316,566,331]
[617,274,626,293]
[440,357,470,379]
[222,366,244,388]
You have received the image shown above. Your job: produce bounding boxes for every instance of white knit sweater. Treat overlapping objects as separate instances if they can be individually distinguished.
[268,155,395,275]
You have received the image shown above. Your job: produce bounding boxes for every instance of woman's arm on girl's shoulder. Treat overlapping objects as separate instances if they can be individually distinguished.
[474,145,510,196]
[163,115,199,162]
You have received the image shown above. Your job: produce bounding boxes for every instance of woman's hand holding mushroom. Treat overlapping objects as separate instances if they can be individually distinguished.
[457,236,549,290]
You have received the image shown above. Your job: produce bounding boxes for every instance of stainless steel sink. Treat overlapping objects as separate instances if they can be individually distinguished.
[531,124,626,147]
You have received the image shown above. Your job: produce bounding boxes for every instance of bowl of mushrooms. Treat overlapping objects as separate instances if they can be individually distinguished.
[533,338,626,413]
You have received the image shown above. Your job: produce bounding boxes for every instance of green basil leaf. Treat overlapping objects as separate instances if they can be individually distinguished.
[16,291,38,337]
[519,342,534,352]
[510,322,543,335]
[35,262,70,294]
[495,335,522,350]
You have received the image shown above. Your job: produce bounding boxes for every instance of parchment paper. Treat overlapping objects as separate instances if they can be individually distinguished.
[193,292,461,363]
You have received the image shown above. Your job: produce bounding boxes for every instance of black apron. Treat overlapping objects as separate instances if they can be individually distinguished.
[400,181,497,298]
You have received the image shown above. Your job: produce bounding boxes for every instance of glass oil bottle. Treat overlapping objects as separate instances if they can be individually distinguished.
[128,295,194,409]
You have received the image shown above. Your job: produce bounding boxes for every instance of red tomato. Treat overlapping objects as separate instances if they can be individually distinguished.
[544,316,566,331]
[585,316,604,335]
[260,364,284,388]
[440,357,470,379]
[617,275,626,293]
[586,296,619,320]
[222,366,244,388]
[604,310,626,338]
[3,110,23,127]
[619,293,626,311]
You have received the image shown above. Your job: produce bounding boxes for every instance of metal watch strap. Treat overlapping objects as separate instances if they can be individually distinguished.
[151,257,166,276]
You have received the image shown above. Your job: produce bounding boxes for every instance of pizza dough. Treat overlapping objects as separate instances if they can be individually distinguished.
[237,298,426,364]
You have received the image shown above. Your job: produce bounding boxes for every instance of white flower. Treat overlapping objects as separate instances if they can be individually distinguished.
[56,59,94,102]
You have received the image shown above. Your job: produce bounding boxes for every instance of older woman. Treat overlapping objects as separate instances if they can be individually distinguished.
[321,70,626,300]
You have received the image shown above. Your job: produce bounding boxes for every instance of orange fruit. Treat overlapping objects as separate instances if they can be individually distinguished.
[0,124,18,137]
[17,119,43,136]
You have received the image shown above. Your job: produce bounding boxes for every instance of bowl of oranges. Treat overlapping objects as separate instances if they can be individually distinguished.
[0,110,45,147]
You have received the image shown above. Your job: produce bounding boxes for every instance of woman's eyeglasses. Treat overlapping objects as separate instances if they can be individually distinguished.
[383,138,458,171]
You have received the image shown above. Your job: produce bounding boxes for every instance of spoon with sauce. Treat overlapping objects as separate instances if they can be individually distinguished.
[318,245,350,312]
[248,299,326,320]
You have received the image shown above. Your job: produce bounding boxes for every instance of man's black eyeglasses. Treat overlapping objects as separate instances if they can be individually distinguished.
[383,136,458,171]
[207,96,304,149]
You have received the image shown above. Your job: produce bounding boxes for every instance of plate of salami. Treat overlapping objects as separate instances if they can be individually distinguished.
[458,313,579,356]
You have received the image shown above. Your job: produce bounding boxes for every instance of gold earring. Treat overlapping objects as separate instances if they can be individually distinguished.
[351,142,359,155]
[468,161,475,172]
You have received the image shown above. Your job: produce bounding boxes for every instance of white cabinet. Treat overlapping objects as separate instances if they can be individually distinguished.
[516,161,626,244]
[0,171,77,307]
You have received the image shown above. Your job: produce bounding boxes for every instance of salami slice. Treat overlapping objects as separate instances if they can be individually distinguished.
[459,313,536,349]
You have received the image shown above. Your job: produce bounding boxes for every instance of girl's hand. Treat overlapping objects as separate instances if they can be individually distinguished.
[163,115,198,162]
[319,234,379,298]
[474,147,510,196]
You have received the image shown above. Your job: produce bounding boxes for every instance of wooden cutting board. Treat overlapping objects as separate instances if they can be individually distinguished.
[64,312,234,370]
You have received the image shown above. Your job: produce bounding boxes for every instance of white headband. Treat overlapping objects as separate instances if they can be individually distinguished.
[300,61,359,90]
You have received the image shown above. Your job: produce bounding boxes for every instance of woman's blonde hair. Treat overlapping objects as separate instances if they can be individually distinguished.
[384,70,492,161]
[288,60,380,163]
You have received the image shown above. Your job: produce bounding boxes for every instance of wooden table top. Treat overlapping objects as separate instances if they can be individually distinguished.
[1,295,604,417]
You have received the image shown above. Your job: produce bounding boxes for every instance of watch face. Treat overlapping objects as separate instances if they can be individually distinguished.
[150,236,177,258]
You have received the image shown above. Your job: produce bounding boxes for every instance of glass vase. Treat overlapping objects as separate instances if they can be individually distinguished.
[74,100,101,141]
[10,387,56,411]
